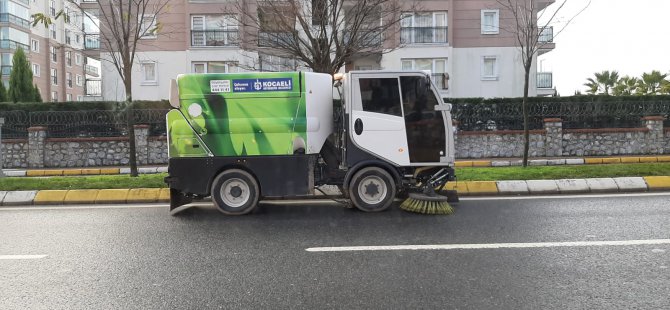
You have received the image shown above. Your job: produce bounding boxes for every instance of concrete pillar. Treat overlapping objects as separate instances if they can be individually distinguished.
[27,126,47,168]
[134,124,149,165]
[642,116,665,154]
[543,118,563,157]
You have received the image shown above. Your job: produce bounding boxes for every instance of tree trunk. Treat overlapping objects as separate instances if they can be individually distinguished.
[125,75,139,177]
[522,63,531,167]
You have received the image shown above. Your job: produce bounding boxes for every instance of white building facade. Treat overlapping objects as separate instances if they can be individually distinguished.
[99,0,557,101]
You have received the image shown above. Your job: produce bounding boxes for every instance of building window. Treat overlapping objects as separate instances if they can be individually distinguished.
[76,74,83,86]
[66,51,72,66]
[49,0,56,16]
[77,95,84,101]
[481,56,499,80]
[66,93,72,101]
[65,29,71,45]
[51,91,57,102]
[50,46,57,62]
[191,61,238,73]
[76,34,81,44]
[140,15,157,39]
[32,63,40,77]
[400,12,448,44]
[140,62,157,84]
[401,58,448,89]
[190,15,238,46]
[66,72,72,88]
[481,10,500,34]
[75,53,82,65]
[31,39,39,53]
[51,24,57,39]
[51,68,57,85]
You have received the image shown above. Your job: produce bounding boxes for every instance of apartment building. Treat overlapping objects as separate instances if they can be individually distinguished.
[99,0,557,101]
[0,0,88,101]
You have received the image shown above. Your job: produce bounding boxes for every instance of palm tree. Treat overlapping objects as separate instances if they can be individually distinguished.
[583,70,619,95]
[613,76,639,96]
[638,70,669,95]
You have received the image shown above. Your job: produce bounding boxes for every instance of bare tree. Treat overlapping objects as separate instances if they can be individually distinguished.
[230,0,413,74]
[33,0,171,177]
[496,0,589,166]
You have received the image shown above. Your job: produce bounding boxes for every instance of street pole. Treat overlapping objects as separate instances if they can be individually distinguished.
[0,117,4,177]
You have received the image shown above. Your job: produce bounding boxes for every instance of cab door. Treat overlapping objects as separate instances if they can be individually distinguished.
[349,74,410,166]
[399,75,448,164]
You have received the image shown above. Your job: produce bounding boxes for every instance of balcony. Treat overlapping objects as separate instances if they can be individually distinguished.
[0,40,29,51]
[85,64,99,77]
[538,26,555,55]
[85,79,102,96]
[344,30,382,48]
[537,72,553,88]
[538,0,556,11]
[537,72,556,96]
[539,26,553,43]
[400,27,448,44]
[84,33,100,50]
[258,32,297,47]
[0,13,31,30]
[191,30,239,47]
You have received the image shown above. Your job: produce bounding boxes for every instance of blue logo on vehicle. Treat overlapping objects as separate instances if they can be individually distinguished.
[232,78,293,92]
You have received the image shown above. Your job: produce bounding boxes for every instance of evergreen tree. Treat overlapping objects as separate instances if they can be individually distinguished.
[0,81,7,102]
[8,48,36,102]
[33,84,42,102]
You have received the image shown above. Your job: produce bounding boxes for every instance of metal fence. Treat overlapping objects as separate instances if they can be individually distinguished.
[0,109,169,139]
[451,100,670,131]
[1,101,669,139]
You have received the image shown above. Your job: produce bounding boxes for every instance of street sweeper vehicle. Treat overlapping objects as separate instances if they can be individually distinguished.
[164,71,456,215]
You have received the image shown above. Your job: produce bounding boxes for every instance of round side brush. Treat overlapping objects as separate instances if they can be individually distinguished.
[399,192,453,215]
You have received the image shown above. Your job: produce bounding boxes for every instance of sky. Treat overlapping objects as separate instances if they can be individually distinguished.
[539,0,670,95]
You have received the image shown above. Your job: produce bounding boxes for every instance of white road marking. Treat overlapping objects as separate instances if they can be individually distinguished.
[0,255,48,260]
[460,192,670,201]
[306,239,670,252]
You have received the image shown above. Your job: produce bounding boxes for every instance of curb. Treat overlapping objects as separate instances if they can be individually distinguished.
[462,155,670,168]
[1,177,669,207]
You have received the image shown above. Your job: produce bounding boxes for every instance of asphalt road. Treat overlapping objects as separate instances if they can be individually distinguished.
[1,193,669,309]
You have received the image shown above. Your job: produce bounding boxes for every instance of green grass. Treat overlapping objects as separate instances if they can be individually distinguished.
[456,163,670,181]
[1,163,670,191]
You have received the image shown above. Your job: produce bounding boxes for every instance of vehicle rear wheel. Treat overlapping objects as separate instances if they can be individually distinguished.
[211,169,259,215]
[348,167,396,212]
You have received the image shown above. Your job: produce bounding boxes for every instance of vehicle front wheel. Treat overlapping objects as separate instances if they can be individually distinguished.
[211,169,259,215]
[348,167,396,212]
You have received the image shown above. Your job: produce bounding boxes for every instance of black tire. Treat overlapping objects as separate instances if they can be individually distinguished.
[348,167,396,212]
[211,169,260,215]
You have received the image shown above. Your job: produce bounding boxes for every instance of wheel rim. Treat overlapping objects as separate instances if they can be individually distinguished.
[219,178,250,208]
[357,175,388,205]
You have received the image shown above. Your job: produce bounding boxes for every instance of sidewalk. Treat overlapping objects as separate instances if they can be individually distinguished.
[1,176,669,206]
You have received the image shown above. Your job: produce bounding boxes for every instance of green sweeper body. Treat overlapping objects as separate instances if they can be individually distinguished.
[165,71,456,215]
